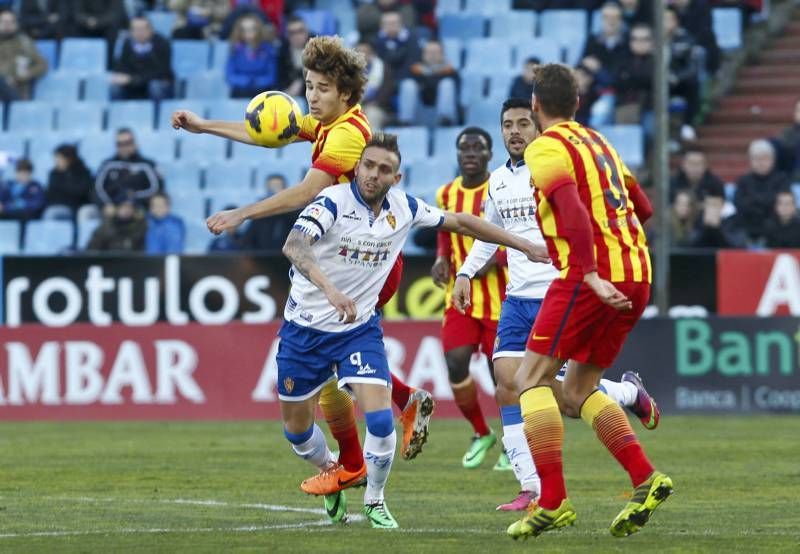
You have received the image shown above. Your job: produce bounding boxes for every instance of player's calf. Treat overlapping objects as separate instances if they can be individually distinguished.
[363,408,399,526]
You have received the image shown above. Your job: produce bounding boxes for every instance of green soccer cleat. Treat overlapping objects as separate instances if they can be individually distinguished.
[324,490,347,524]
[507,498,577,540]
[364,501,398,529]
[462,431,497,469]
[493,450,513,471]
[610,471,674,538]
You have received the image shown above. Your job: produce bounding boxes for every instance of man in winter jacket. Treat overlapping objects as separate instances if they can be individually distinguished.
[111,16,174,100]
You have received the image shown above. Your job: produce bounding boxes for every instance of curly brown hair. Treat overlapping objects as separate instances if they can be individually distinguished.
[302,36,367,107]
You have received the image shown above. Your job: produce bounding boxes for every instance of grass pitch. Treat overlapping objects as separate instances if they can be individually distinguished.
[0,416,798,553]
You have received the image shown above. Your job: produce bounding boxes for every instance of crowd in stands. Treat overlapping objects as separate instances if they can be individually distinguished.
[0,0,792,255]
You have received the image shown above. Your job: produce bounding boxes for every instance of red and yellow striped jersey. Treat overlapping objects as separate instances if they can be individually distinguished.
[296,104,371,183]
[436,176,507,321]
[525,121,651,283]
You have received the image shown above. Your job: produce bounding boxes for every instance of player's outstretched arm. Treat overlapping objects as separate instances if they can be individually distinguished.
[441,212,550,264]
[171,110,257,145]
[207,169,335,234]
[282,229,357,323]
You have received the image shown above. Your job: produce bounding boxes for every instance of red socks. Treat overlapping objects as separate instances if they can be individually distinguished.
[451,376,491,437]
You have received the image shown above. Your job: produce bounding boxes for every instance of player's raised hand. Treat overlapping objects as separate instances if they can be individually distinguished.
[207,208,245,235]
[519,239,550,264]
[326,289,357,323]
[430,256,450,288]
[584,272,632,311]
[171,109,206,133]
[452,275,472,314]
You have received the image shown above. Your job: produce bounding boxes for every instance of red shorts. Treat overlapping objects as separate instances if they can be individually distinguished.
[441,307,498,355]
[527,280,650,368]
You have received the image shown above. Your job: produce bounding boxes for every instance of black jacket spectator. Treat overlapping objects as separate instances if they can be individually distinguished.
[240,210,300,252]
[509,57,538,103]
[112,18,174,101]
[690,194,747,248]
[778,100,800,182]
[620,0,653,27]
[19,0,73,39]
[672,0,720,73]
[46,144,95,212]
[95,130,162,207]
[73,0,127,51]
[614,24,654,118]
[671,169,724,202]
[734,171,790,240]
[764,216,800,249]
[277,16,312,97]
[582,3,629,84]
[372,11,421,82]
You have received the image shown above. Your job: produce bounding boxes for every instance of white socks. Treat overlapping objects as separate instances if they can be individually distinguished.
[290,424,335,470]
[363,429,396,505]
[502,422,541,496]
[599,379,638,407]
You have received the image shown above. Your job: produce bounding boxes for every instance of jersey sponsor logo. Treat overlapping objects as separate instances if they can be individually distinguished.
[283,377,295,393]
[343,210,362,221]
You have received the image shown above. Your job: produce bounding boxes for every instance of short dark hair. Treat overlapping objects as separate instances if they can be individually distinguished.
[15,158,33,172]
[456,126,492,151]
[525,56,541,65]
[286,15,306,27]
[501,98,533,124]
[266,173,287,183]
[532,63,578,119]
[363,131,401,169]
[116,127,134,136]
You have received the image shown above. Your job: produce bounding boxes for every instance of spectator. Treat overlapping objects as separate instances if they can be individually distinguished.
[669,0,720,73]
[239,175,299,251]
[778,98,800,183]
[169,0,230,39]
[400,40,458,126]
[734,139,791,241]
[145,192,185,254]
[73,0,127,60]
[46,144,95,215]
[690,190,747,248]
[582,2,630,85]
[670,189,697,247]
[763,189,800,248]
[277,15,311,97]
[670,148,725,202]
[87,197,147,252]
[355,41,395,129]
[619,0,653,27]
[19,0,72,40]
[574,63,603,126]
[614,23,653,125]
[0,158,45,221]
[372,11,421,83]
[665,6,700,138]
[226,14,278,99]
[95,129,161,208]
[509,57,539,101]
[357,0,416,44]
[111,17,173,101]
[0,9,48,101]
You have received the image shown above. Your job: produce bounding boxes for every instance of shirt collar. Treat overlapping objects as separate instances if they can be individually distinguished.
[321,104,363,131]
[505,158,526,171]
[350,181,391,212]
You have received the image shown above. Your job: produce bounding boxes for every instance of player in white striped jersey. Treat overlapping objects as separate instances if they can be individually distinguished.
[279,132,548,528]
[453,99,661,512]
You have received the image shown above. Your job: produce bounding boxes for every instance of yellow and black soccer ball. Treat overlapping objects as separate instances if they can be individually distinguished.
[244,91,303,148]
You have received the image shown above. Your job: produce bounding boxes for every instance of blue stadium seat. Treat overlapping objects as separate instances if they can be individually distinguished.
[108,100,156,131]
[294,9,337,36]
[8,101,54,134]
[488,72,515,101]
[515,38,562,66]
[170,191,207,224]
[146,10,177,38]
[184,219,212,254]
[207,99,249,121]
[407,160,458,203]
[206,189,260,215]
[315,0,354,10]
[35,39,58,71]
[205,161,254,191]
[179,133,228,164]
[135,130,178,163]
[432,126,463,157]
[77,218,101,250]
[158,99,208,130]
[172,40,211,79]
[791,183,800,208]
[59,38,107,74]
[24,220,74,254]
[0,134,27,158]
[591,8,603,35]
[466,100,498,128]
[436,0,462,15]
[490,11,536,39]
[159,160,202,191]
[280,141,313,173]
[442,38,462,68]
[210,40,229,71]
[0,220,21,254]
[384,126,429,163]
[562,39,584,66]
[539,9,588,46]
[713,8,743,50]
[77,132,114,171]
[29,132,84,163]
[465,39,514,72]
[185,72,230,99]
[57,102,106,132]
[83,74,111,101]
[35,72,81,101]
[598,124,644,168]
[230,140,280,165]
[459,71,486,107]
[337,8,357,37]
[439,14,486,40]
[465,0,511,14]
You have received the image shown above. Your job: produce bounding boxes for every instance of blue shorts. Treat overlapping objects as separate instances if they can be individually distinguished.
[493,295,566,380]
[276,314,391,401]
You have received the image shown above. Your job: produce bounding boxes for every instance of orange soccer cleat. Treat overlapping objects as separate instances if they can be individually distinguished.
[300,463,367,496]
[399,388,435,460]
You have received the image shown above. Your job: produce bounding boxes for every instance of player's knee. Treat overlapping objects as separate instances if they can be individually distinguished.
[284,423,314,445]
[561,385,584,415]
[495,382,518,406]
[364,408,394,438]
[445,350,471,382]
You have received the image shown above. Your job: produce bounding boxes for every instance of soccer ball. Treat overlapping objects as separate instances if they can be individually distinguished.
[244,91,303,148]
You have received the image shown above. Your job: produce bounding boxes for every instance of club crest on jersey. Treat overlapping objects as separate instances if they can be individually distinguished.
[386,212,396,229]
[284,377,295,393]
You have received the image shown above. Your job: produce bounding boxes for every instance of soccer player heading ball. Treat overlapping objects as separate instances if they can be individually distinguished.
[505,64,673,540]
